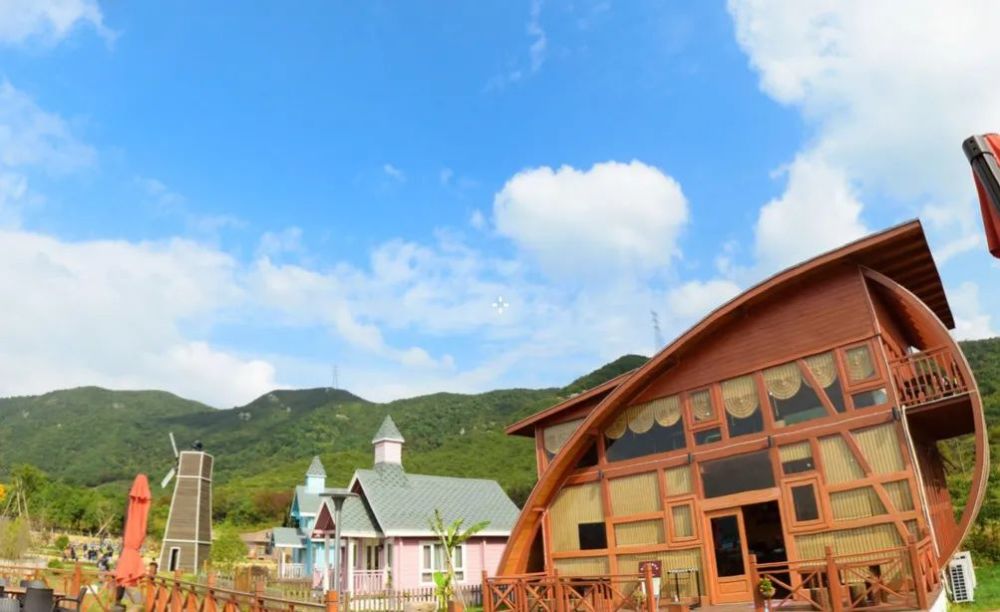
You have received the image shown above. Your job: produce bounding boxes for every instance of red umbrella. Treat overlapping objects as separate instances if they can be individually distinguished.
[963,133,1000,258]
[115,474,151,587]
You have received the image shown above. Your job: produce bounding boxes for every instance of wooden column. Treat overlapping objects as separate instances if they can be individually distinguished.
[907,538,929,610]
[481,571,493,612]
[825,547,844,612]
[748,554,764,612]
[325,590,340,612]
[643,564,656,612]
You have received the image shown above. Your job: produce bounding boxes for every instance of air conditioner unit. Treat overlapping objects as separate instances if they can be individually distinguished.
[947,551,976,603]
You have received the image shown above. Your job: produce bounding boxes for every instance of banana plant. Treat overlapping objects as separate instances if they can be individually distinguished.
[429,509,489,611]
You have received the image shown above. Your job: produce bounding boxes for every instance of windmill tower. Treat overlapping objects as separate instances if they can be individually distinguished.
[158,433,213,572]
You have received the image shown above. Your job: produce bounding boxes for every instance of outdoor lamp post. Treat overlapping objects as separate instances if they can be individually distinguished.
[321,488,359,594]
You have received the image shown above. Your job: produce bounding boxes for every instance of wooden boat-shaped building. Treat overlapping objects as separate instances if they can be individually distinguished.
[490,221,986,609]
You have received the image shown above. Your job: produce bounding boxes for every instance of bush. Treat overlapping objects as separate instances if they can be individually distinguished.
[965,522,1000,564]
[54,534,70,551]
[47,559,64,569]
[0,517,32,560]
[210,526,248,572]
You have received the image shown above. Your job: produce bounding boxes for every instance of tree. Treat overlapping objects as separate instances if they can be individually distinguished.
[210,526,248,573]
[428,510,488,610]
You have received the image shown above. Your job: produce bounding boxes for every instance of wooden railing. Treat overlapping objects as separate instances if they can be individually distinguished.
[889,346,970,408]
[0,562,118,610]
[142,566,336,612]
[345,584,482,611]
[483,566,664,612]
[748,537,939,611]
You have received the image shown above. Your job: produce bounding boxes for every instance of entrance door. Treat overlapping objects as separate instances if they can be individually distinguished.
[706,509,752,604]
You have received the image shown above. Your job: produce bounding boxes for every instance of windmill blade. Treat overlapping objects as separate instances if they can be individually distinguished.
[169,432,179,458]
[160,468,176,489]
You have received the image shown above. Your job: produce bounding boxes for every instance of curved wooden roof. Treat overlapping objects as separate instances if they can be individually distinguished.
[498,219,959,573]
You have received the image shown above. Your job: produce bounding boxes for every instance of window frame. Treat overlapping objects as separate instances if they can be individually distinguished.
[838,341,885,390]
[666,501,698,542]
[419,542,466,585]
[782,476,825,528]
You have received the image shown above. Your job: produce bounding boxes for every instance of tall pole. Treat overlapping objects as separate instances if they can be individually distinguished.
[323,532,331,591]
[333,499,344,594]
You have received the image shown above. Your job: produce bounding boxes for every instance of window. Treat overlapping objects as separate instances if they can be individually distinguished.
[542,419,583,460]
[779,442,815,474]
[768,375,828,427]
[852,388,888,409]
[671,505,694,539]
[791,484,820,522]
[721,376,764,437]
[845,345,877,383]
[576,442,600,469]
[604,397,686,462]
[701,450,775,498]
[694,428,722,445]
[689,389,715,423]
[421,543,464,583]
[578,523,608,550]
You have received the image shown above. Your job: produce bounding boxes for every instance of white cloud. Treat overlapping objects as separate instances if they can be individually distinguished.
[527,0,547,73]
[0,0,112,45]
[469,209,486,230]
[257,226,304,259]
[0,230,278,406]
[729,1,1000,263]
[493,160,689,280]
[383,163,405,182]
[949,281,996,340]
[666,279,741,320]
[754,153,868,270]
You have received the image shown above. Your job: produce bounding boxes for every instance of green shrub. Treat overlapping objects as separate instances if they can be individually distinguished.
[54,534,70,551]
[965,522,1000,564]
[47,559,64,569]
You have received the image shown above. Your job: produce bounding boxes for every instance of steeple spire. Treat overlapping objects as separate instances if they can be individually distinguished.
[373,415,405,465]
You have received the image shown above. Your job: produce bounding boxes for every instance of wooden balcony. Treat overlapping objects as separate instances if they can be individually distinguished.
[889,346,971,409]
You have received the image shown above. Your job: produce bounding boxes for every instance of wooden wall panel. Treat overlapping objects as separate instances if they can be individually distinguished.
[818,435,865,484]
[614,520,664,546]
[553,556,608,576]
[637,267,875,401]
[549,483,603,552]
[608,473,660,516]
[853,425,905,474]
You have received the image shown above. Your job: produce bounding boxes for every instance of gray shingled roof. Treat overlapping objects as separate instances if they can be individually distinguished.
[294,485,321,515]
[271,527,306,548]
[306,456,327,477]
[319,494,380,537]
[352,463,519,536]
[372,415,405,443]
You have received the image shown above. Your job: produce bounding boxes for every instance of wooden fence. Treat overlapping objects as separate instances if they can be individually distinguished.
[345,584,481,611]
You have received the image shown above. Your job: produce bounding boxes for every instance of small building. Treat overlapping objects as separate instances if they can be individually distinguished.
[275,416,519,593]
[240,529,272,560]
[494,221,987,608]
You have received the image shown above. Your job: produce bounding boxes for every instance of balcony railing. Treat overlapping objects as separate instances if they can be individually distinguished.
[889,346,970,409]
[352,569,388,593]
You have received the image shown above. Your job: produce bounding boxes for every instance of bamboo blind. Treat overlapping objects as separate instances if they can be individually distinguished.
[614,519,665,547]
[795,523,903,559]
[543,418,583,455]
[665,465,693,496]
[779,441,812,463]
[853,424,904,474]
[617,549,703,597]
[609,472,661,516]
[554,556,609,576]
[830,486,887,521]
[550,482,604,552]
[819,434,865,484]
[883,480,915,512]
[671,505,694,538]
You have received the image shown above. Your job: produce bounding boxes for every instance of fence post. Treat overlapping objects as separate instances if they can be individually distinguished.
[825,547,843,612]
[325,589,339,612]
[551,569,564,612]
[171,569,183,612]
[907,537,928,610]
[144,562,158,612]
[482,571,494,612]
[748,554,763,612]
[71,562,82,594]
[643,563,656,612]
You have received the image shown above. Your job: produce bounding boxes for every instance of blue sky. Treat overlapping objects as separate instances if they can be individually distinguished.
[1,1,997,406]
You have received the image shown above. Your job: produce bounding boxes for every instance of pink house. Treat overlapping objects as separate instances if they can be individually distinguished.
[272,416,518,594]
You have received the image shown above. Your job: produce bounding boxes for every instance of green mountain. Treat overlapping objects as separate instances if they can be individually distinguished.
[0,354,647,528]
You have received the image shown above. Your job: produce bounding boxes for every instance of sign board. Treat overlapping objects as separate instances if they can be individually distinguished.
[638,560,662,578]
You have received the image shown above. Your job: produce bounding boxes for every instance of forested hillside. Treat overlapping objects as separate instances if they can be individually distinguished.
[0,355,646,532]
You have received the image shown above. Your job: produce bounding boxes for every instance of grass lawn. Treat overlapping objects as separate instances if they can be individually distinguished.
[950,563,1000,611]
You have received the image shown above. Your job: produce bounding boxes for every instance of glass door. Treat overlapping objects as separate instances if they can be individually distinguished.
[706,509,752,604]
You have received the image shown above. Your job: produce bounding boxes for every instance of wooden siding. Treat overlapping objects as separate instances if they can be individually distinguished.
[636,267,874,401]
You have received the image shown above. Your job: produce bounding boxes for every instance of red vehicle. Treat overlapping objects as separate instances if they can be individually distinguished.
[963,133,1000,258]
